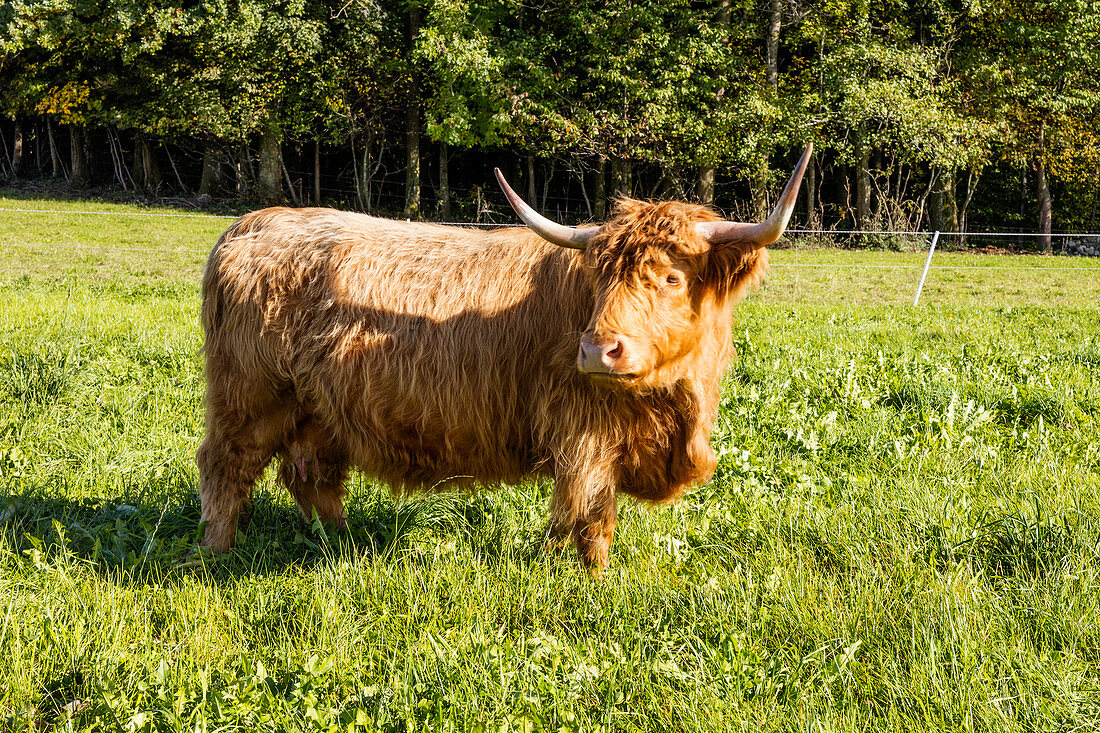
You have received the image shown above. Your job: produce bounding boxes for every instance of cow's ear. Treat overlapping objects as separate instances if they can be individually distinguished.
[704,243,770,301]
[695,143,811,292]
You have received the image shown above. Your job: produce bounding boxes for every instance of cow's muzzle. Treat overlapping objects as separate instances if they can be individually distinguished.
[578,333,631,376]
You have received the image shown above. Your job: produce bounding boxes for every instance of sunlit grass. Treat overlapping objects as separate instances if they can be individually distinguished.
[0,195,1099,730]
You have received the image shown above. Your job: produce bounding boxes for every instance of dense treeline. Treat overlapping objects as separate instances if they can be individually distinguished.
[1,0,1099,241]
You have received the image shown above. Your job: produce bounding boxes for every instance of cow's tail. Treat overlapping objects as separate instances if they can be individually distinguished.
[201,217,244,345]
[201,210,284,344]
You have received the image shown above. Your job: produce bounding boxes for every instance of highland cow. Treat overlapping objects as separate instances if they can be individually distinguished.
[197,145,812,571]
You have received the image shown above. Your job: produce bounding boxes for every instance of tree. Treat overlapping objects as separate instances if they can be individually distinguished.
[959,0,1100,249]
[783,0,998,231]
[415,0,512,218]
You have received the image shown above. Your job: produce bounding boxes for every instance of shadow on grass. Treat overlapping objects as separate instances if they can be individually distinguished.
[19,652,396,733]
[884,381,1071,427]
[917,507,1092,582]
[0,484,549,584]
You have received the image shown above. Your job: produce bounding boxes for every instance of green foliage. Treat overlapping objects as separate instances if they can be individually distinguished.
[415,0,511,148]
[2,0,1098,228]
[0,0,331,139]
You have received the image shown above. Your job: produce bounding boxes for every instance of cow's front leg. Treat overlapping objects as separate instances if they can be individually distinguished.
[574,489,617,573]
[549,472,618,575]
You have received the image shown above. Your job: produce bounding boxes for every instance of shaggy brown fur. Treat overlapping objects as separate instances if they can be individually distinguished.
[197,199,768,570]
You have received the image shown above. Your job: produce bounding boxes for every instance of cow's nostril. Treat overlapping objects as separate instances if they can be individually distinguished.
[580,339,603,361]
[579,333,628,374]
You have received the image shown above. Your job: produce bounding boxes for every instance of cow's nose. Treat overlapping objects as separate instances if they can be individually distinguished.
[579,334,625,373]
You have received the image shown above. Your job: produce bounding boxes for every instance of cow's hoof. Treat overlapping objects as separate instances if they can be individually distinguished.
[541,522,571,553]
[576,541,611,577]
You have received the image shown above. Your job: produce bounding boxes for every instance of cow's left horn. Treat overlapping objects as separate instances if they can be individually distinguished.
[696,143,813,247]
[495,168,599,250]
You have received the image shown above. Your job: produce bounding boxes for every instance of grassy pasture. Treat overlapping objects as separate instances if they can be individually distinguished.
[1,193,1099,731]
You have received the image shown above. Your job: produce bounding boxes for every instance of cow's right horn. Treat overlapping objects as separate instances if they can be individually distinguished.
[696,143,813,247]
[495,168,599,250]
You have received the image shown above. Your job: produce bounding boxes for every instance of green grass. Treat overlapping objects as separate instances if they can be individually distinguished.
[1,193,1099,730]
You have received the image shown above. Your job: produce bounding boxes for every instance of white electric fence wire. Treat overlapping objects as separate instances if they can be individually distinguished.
[0,206,1095,232]
[0,206,238,219]
[787,229,1094,238]
[2,207,1100,237]
[771,263,1100,271]
[2,240,209,254]
[3,241,1097,271]
[2,209,1100,272]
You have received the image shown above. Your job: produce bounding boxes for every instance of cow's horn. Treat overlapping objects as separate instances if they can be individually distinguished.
[696,143,813,247]
[495,168,599,250]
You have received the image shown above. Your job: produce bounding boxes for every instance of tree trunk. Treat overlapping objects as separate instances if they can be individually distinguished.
[12,119,24,177]
[1036,160,1052,253]
[70,125,89,187]
[136,135,162,194]
[404,106,420,219]
[611,159,632,197]
[958,169,980,246]
[47,120,61,178]
[145,136,163,192]
[404,6,421,219]
[34,121,43,175]
[198,143,221,196]
[651,169,678,199]
[697,166,715,205]
[928,170,943,232]
[1036,120,1052,253]
[106,128,128,189]
[0,124,12,175]
[942,168,958,231]
[872,148,885,223]
[438,142,451,219]
[855,138,870,229]
[804,153,816,221]
[1091,164,1099,231]
[1019,166,1027,220]
[359,131,375,212]
[594,156,607,218]
[766,0,781,93]
[257,120,282,204]
[697,0,731,206]
[526,153,537,205]
[132,135,144,192]
[235,144,251,199]
[540,157,555,211]
[915,168,937,230]
[164,146,184,192]
[281,153,301,206]
[314,139,322,206]
[574,157,594,219]
[751,160,769,220]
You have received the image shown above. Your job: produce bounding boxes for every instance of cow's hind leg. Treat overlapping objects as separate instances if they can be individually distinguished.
[197,370,290,552]
[277,419,350,530]
[197,425,278,552]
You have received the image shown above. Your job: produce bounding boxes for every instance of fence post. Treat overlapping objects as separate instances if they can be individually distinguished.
[913,230,940,305]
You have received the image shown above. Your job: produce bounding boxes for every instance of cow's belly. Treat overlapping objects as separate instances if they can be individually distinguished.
[289,310,570,492]
[299,359,546,491]
[344,416,542,491]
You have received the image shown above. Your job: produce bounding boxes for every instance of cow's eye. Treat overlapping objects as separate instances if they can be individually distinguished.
[665,273,682,287]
